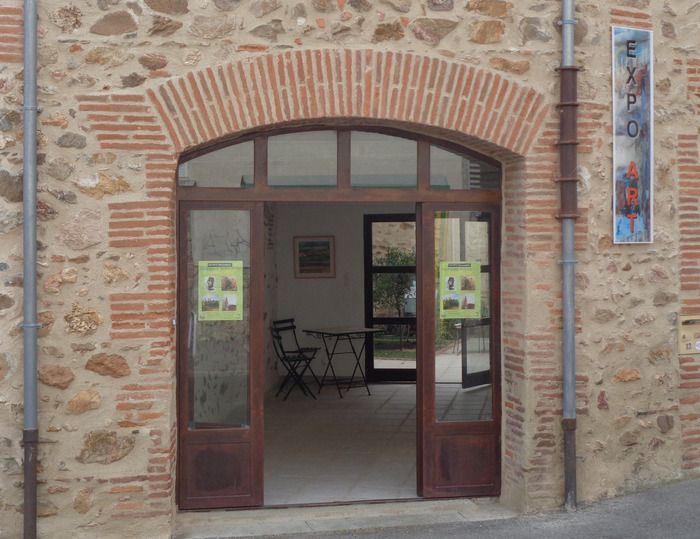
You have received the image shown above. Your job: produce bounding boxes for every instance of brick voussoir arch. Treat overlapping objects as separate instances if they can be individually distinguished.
[145,48,548,158]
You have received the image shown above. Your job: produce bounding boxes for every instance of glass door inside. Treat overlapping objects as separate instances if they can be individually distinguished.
[364,213,417,382]
[418,203,500,498]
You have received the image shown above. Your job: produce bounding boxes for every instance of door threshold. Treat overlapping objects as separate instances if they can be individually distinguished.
[174,497,515,539]
[263,496,423,510]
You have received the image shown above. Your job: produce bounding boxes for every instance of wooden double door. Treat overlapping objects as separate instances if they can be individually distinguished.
[177,201,501,509]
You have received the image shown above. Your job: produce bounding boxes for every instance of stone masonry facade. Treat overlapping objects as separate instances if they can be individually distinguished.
[0,0,699,537]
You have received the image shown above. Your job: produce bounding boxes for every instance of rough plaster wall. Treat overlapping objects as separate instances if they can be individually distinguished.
[0,0,697,536]
[573,2,691,503]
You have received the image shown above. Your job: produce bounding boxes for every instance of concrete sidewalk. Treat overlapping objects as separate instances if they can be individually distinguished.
[176,478,700,539]
[175,498,516,538]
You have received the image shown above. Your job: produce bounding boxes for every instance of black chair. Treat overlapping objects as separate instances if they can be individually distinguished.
[270,319,321,400]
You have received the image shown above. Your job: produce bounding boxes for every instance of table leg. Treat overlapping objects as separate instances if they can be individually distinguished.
[347,335,371,396]
[318,334,343,398]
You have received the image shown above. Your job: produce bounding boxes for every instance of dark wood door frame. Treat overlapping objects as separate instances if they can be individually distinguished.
[417,202,502,498]
[177,200,265,509]
[176,129,501,205]
[176,127,503,509]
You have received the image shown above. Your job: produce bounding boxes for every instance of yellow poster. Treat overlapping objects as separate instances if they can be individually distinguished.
[439,261,481,320]
[198,261,243,321]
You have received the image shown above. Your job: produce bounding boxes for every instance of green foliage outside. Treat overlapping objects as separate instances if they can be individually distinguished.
[373,246,415,317]
[373,247,415,351]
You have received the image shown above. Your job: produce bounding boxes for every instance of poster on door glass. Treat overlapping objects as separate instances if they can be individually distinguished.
[439,262,481,320]
[198,261,243,321]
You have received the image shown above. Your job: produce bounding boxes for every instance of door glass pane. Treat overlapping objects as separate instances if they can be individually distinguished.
[371,221,416,265]
[434,211,492,422]
[186,209,250,428]
[373,273,416,318]
[178,141,254,188]
[268,131,337,186]
[373,323,416,369]
[351,132,417,187]
[430,145,501,190]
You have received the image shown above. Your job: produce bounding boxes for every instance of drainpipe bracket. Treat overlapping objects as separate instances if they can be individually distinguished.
[20,323,42,329]
[554,176,580,183]
[556,212,580,220]
[21,430,39,445]
[556,66,581,72]
[562,418,577,431]
[558,18,578,26]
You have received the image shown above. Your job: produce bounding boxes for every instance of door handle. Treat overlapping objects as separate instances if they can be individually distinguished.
[188,311,197,357]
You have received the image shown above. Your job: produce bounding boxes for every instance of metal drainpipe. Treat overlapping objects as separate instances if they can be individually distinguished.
[22,0,39,533]
[559,0,579,511]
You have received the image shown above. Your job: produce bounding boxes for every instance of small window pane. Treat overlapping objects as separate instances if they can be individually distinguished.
[268,131,337,187]
[179,141,254,188]
[373,274,417,318]
[463,220,490,265]
[371,222,416,265]
[373,323,416,369]
[430,145,500,190]
[351,132,417,187]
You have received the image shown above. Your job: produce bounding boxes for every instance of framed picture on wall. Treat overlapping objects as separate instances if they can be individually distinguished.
[294,236,336,278]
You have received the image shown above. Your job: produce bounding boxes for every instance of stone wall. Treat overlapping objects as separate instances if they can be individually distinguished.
[0,0,698,537]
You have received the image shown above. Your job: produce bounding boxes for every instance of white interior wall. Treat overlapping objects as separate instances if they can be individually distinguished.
[266,202,415,384]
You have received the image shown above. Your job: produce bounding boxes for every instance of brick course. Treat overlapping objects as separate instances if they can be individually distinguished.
[0,0,697,536]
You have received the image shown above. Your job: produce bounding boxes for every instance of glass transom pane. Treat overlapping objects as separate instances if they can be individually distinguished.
[268,131,337,187]
[351,131,417,187]
[179,141,254,188]
[430,145,501,190]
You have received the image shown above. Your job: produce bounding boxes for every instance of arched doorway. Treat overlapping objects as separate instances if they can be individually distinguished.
[176,126,502,509]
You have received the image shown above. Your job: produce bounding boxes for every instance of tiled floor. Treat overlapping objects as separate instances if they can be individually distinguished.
[265,383,417,506]
[264,378,492,506]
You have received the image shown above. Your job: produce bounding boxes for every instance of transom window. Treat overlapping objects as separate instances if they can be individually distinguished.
[177,129,501,193]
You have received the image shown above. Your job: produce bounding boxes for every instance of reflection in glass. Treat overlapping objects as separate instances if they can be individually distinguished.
[178,141,254,188]
[434,211,492,422]
[188,210,250,428]
[430,145,501,190]
[372,323,417,370]
[268,131,337,187]
[371,221,416,265]
[351,132,417,187]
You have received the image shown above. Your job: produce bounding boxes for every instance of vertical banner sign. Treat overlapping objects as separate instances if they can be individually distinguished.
[612,26,654,244]
[198,261,243,321]
[439,261,481,320]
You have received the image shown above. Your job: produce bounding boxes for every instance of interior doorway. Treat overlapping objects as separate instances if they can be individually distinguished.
[264,202,418,505]
[175,127,502,510]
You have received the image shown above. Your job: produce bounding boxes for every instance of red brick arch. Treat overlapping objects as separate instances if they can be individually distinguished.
[145,49,547,158]
[73,48,559,518]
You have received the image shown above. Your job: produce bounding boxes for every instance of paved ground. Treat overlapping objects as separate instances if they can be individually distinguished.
[256,479,700,539]
[177,478,700,539]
